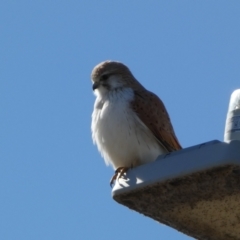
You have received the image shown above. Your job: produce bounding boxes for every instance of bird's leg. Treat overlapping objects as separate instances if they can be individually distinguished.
[110,170,118,188]
[110,167,129,187]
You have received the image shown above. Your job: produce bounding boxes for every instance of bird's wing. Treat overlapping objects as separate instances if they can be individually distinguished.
[131,89,182,152]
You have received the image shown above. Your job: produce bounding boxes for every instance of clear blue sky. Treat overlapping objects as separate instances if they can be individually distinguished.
[1,1,240,240]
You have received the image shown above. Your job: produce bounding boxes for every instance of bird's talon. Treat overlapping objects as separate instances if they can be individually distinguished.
[110,167,129,188]
[118,168,126,178]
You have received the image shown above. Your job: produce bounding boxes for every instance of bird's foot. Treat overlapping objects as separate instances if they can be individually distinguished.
[110,167,129,188]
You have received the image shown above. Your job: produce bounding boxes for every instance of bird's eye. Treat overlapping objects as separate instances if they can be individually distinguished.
[100,74,109,81]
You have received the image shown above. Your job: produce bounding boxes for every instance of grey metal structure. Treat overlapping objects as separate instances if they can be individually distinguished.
[112,140,240,240]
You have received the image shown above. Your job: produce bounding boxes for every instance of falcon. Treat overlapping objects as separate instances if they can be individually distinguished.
[91,61,182,186]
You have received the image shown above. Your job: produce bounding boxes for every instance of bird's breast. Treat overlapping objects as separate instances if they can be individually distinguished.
[91,88,165,169]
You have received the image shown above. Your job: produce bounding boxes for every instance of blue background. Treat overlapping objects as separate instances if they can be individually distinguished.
[1,1,240,239]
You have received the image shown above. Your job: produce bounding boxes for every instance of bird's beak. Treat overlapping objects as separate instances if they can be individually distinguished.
[92,82,99,91]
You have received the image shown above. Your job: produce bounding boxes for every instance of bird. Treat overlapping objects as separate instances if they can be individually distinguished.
[91,60,182,187]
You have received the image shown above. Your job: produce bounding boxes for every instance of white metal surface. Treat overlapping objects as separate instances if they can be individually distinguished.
[112,140,240,194]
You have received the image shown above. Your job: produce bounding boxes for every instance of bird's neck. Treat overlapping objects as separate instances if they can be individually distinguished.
[94,87,134,109]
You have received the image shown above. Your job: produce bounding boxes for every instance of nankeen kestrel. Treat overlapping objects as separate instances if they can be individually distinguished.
[91,61,181,186]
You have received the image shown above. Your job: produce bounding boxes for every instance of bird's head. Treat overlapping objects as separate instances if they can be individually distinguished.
[91,61,141,97]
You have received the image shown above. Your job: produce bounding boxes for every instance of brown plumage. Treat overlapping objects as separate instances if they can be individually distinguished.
[131,89,182,152]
